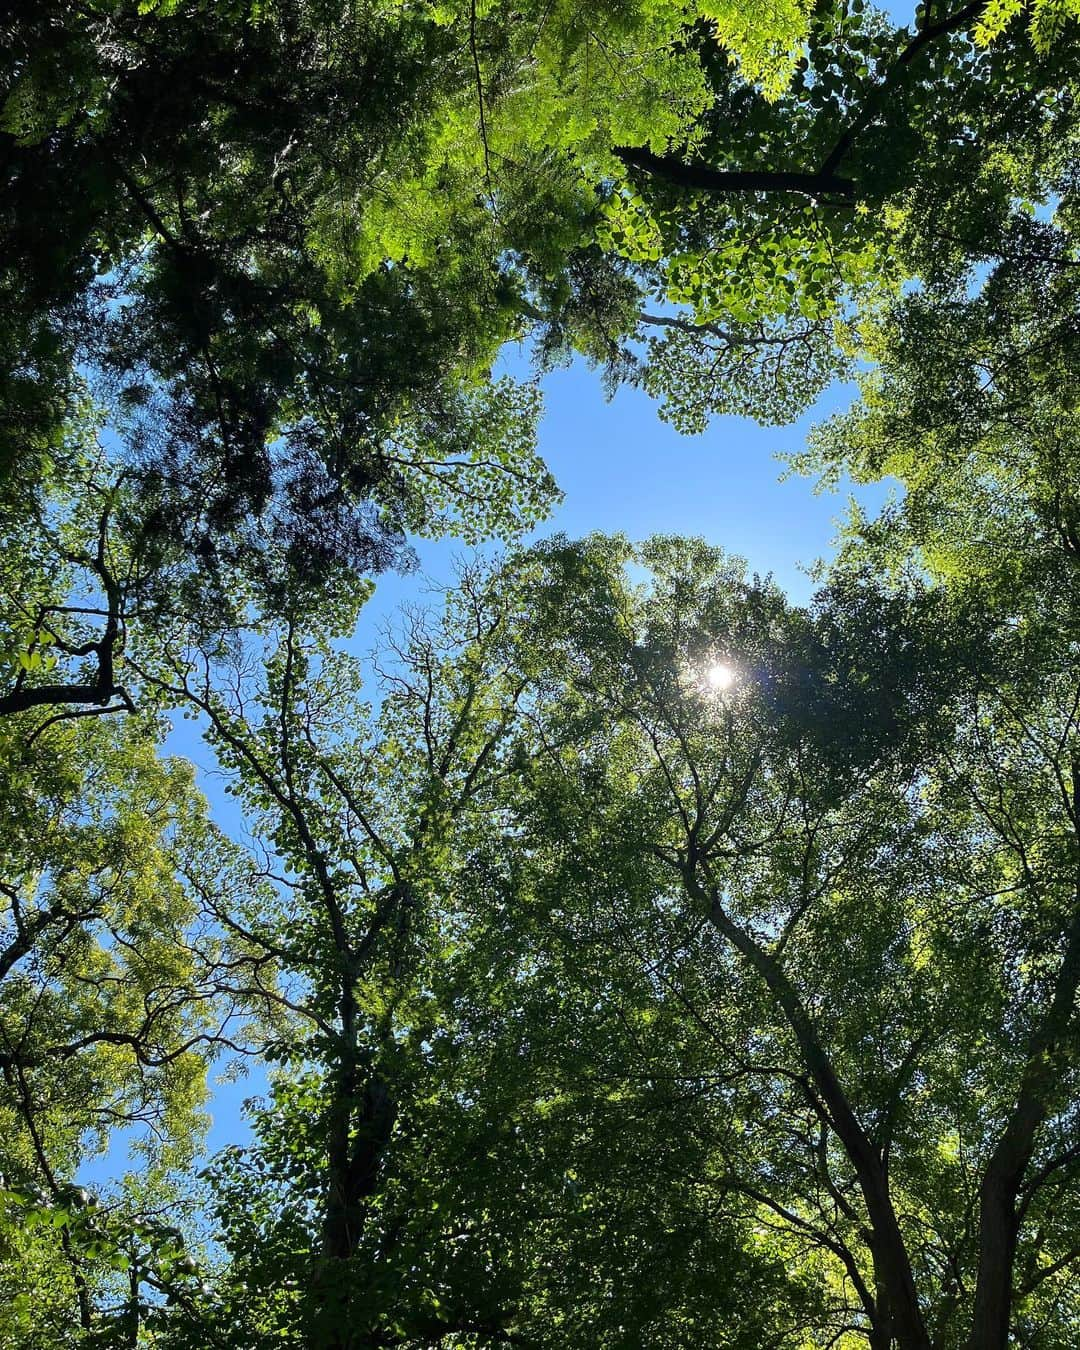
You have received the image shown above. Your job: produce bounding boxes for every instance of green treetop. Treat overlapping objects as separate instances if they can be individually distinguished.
[6,0,1076,586]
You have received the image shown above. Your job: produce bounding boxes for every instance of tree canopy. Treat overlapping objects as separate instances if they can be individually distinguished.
[5,0,1078,569]
[3,1,1080,1348]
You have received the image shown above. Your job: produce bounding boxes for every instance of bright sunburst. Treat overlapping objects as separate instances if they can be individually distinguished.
[704,662,736,692]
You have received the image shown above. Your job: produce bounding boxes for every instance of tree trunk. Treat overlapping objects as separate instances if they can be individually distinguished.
[965,874,1080,1349]
[311,1054,397,1350]
[689,873,932,1350]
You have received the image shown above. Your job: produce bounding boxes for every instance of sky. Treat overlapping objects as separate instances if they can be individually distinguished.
[83,348,892,1187]
[364,349,889,625]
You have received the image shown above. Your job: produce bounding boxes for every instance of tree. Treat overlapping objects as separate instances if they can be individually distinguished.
[0,704,261,1346]
[492,534,1080,1349]
[145,556,845,1349]
[130,565,547,1347]
[0,0,818,580]
[780,180,1080,1342]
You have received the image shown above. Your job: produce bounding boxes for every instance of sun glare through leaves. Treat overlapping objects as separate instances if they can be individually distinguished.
[704,661,736,692]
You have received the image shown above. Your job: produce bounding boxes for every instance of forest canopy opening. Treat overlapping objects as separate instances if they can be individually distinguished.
[2,1,1079,1347]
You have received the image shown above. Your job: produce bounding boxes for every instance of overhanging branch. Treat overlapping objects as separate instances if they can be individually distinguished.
[614,145,855,200]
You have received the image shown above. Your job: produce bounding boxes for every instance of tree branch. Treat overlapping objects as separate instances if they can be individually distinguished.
[818,1,986,179]
[614,145,855,200]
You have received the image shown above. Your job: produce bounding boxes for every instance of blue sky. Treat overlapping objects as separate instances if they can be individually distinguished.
[180,356,887,1162]
[366,351,889,624]
[83,348,891,1188]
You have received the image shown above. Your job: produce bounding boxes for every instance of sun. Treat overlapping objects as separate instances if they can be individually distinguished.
[704,662,736,692]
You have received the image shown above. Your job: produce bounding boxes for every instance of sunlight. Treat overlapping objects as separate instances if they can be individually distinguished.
[704,662,736,692]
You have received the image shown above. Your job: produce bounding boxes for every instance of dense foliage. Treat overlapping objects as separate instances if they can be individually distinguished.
[3,1,1080,1348]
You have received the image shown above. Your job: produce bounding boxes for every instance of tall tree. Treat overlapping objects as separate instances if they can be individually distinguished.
[0,705,261,1346]
[787,198,1080,1342]
[154,559,837,1349]
[500,533,1080,1349]
[135,566,548,1347]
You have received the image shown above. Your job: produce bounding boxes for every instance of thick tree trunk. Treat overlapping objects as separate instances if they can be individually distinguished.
[322,1071,397,1262]
[967,1171,1018,1350]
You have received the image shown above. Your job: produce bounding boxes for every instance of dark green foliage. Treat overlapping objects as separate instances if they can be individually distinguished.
[5,5,1080,1348]
[1,1,561,581]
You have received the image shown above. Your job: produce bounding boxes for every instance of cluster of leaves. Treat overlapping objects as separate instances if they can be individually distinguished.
[5,0,1076,614]
[0,0,823,594]
[0,1179,215,1348]
[4,3,1080,1349]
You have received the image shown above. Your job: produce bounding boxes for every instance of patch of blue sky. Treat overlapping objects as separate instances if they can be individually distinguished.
[113,345,893,1179]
